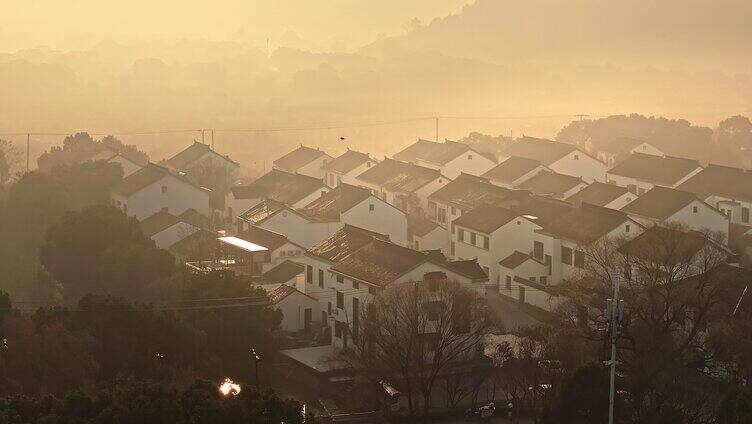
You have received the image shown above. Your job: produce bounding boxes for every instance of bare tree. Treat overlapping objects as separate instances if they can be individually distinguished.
[344,278,490,415]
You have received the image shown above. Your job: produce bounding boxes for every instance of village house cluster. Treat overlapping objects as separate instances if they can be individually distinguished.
[98,135,748,382]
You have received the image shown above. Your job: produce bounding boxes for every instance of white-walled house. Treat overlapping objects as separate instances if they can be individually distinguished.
[498,136,607,183]
[226,170,328,220]
[607,153,703,194]
[566,181,636,210]
[82,147,145,177]
[299,183,408,246]
[327,238,488,349]
[111,163,211,220]
[593,138,665,168]
[452,204,543,284]
[237,226,307,272]
[354,158,450,212]
[139,210,200,249]
[517,170,588,199]
[237,200,341,249]
[499,204,644,310]
[407,214,447,252]
[273,145,333,179]
[269,284,321,332]
[621,186,729,241]
[254,260,305,290]
[163,141,240,179]
[677,164,752,228]
[323,149,376,188]
[393,139,496,179]
[482,156,549,188]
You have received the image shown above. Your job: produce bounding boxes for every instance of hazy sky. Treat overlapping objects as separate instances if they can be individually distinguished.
[2,0,471,52]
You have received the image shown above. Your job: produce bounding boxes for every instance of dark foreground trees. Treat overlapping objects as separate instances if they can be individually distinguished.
[0,379,303,424]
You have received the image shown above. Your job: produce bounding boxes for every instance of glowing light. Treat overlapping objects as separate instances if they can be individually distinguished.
[218,377,241,396]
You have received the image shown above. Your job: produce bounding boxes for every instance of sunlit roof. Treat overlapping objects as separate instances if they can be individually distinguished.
[217,236,269,253]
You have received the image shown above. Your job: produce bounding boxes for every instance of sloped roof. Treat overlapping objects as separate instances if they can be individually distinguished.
[179,208,210,229]
[619,225,723,260]
[307,224,389,263]
[238,199,287,224]
[330,238,429,287]
[544,203,635,244]
[163,141,238,170]
[453,204,521,234]
[239,226,297,252]
[518,171,584,197]
[139,210,181,237]
[499,251,544,269]
[113,163,177,196]
[676,164,752,202]
[230,169,325,204]
[168,229,216,260]
[504,195,575,228]
[408,214,440,238]
[268,284,315,305]
[356,158,443,192]
[300,183,371,220]
[500,137,578,165]
[427,173,525,210]
[273,145,328,171]
[445,259,488,280]
[393,139,472,165]
[482,156,544,184]
[259,260,304,285]
[566,182,630,206]
[323,149,372,174]
[607,153,701,186]
[621,186,700,221]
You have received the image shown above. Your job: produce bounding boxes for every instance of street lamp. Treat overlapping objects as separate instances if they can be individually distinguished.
[251,348,262,387]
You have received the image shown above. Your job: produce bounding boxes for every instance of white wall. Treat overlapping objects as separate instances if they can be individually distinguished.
[550,151,607,183]
[669,200,729,241]
[606,173,654,195]
[257,211,343,248]
[296,154,333,179]
[414,227,450,254]
[110,156,142,177]
[327,160,375,188]
[261,242,306,272]
[414,176,451,212]
[604,192,637,210]
[276,292,321,332]
[706,194,752,227]
[439,152,496,180]
[488,165,548,188]
[151,222,200,249]
[630,143,664,156]
[341,197,407,245]
[112,175,210,220]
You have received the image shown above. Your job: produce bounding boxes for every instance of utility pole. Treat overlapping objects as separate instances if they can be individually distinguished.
[435,116,439,142]
[200,129,206,144]
[26,133,30,173]
[251,348,262,387]
[211,130,215,150]
[607,271,624,424]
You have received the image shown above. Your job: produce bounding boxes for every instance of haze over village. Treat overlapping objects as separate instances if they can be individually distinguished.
[1,1,751,423]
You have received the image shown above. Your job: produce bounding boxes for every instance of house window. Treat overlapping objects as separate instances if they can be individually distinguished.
[458,229,465,242]
[161,185,167,193]
[625,224,630,233]
[321,190,327,197]
[369,204,374,211]
[327,302,332,315]
[506,276,512,290]
[693,205,698,213]
[533,241,544,260]
[428,201,437,218]
[574,154,579,160]
[561,246,573,265]
[483,236,489,250]
[451,206,456,215]
[337,275,344,284]
[540,276,547,284]
[337,291,344,309]
[743,207,749,223]
[368,287,376,295]
[467,154,473,160]
[627,184,637,194]
[353,280,359,289]
[470,232,477,245]
[438,208,447,223]
[366,161,371,168]
[530,277,536,282]
[574,250,585,268]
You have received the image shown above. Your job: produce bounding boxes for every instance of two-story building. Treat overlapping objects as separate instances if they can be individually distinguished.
[354,158,450,213]
[565,181,636,210]
[677,164,752,228]
[392,139,496,179]
[111,163,211,220]
[226,169,329,220]
[299,183,407,246]
[498,136,607,183]
[237,199,341,248]
[163,140,240,179]
[273,145,333,179]
[606,153,703,195]
[620,186,729,241]
[323,149,376,188]
[81,146,145,177]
